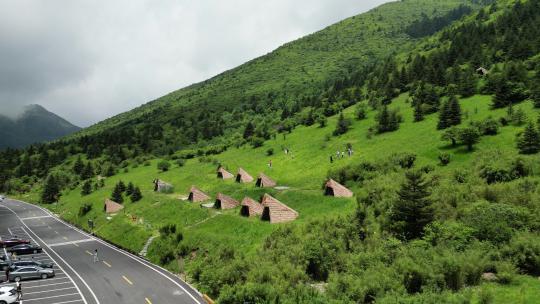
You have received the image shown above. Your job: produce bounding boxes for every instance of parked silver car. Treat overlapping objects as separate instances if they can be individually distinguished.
[8,266,55,282]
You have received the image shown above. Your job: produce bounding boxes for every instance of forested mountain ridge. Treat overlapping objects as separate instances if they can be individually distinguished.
[70,0,482,150]
[0,104,80,149]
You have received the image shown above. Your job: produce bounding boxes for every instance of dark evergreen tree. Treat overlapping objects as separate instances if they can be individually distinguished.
[458,67,477,97]
[532,69,540,108]
[117,180,126,193]
[243,121,255,139]
[17,154,32,177]
[41,174,60,204]
[130,187,143,202]
[447,95,462,126]
[81,180,92,196]
[389,171,434,240]
[333,112,350,136]
[413,102,424,122]
[517,122,540,154]
[110,183,124,203]
[81,162,94,180]
[437,100,451,130]
[73,156,84,175]
[126,182,135,196]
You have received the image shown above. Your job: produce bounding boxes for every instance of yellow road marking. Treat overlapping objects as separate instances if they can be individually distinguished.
[145,298,152,304]
[122,275,133,285]
[85,250,93,255]
[103,261,111,268]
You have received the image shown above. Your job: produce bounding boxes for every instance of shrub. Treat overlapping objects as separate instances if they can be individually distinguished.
[438,153,451,166]
[250,137,265,148]
[157,160,171,172]
[392,153,417,169]
[462,202,530,244]
[266,148,274,156]
[502,232,540,276]
[78,203,92,217]
[175,159,185,167]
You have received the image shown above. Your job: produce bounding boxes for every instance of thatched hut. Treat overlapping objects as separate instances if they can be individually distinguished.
[260,194,298,224]
[476,67,489,76]
[217,167,234,179]
[104,199,124,214]
[153,179,173,193]
[214,193,239,210]
[236,168,254,183]
[256,173,277,188]
[188,186,211,202]
[324,179,353,198]
[240,197,264,217]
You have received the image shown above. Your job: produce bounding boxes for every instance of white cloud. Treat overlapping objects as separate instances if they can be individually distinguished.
[0,0,389,126]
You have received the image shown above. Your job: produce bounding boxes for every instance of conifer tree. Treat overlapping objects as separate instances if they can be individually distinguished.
[131,187,143,202]
[243,121,255,139]
[111,183,124,203]
[389,171,434,240]
[437,100,450,130]
[126,182,135,196]
[73,156,84,175]
[532,71,540,108]
[81,162,94,180]
[448,95,462,126]
[413,102,424,122]
[517,122,540,154]
[81,180,92,196]
[458,68,477,97]
[41,174,60,204]
[117,180,126,193]
[333,112,350,136]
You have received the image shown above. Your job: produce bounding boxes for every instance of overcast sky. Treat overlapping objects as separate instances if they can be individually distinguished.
[0,0,389,127]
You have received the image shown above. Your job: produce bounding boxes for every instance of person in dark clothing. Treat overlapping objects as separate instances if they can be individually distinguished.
[16,281,22,300]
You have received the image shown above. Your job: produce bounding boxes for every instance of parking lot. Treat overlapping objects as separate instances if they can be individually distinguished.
[1,226,86,304]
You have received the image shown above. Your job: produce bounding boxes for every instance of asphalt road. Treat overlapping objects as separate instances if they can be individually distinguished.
[0,198,205,304]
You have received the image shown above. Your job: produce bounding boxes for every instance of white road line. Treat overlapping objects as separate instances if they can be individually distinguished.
[20,215,52,220]
[49,239,95,247]
[18,224,96,304]
[47,300,84,304]
[6,199,204,304]
[25,286,76,295]
[0,205,90,304]
[24,281,74,289]
[22,293,81,302]
[7,227,13,235]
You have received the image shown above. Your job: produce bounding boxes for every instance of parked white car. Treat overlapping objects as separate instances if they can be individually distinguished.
[0,286,18,304]
[0,195,5,201]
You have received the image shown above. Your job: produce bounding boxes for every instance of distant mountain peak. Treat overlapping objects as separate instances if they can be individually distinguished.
[0,104,80,149]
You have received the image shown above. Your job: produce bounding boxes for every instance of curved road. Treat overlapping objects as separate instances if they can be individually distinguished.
[0,198,205,304]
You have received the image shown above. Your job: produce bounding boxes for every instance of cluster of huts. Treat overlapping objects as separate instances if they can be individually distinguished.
[186,167,353,224]
[103,166,354,224]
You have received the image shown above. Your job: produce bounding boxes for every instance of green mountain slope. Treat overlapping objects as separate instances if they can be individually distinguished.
[74,0,479,142]
[0,105,80,149]
[6,0,540,302]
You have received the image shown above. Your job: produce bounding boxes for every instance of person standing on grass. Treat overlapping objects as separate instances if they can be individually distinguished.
[93,249,99,263]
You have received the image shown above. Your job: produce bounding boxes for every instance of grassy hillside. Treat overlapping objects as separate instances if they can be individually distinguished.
[6,0,540,302]
[16,92,540,302]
